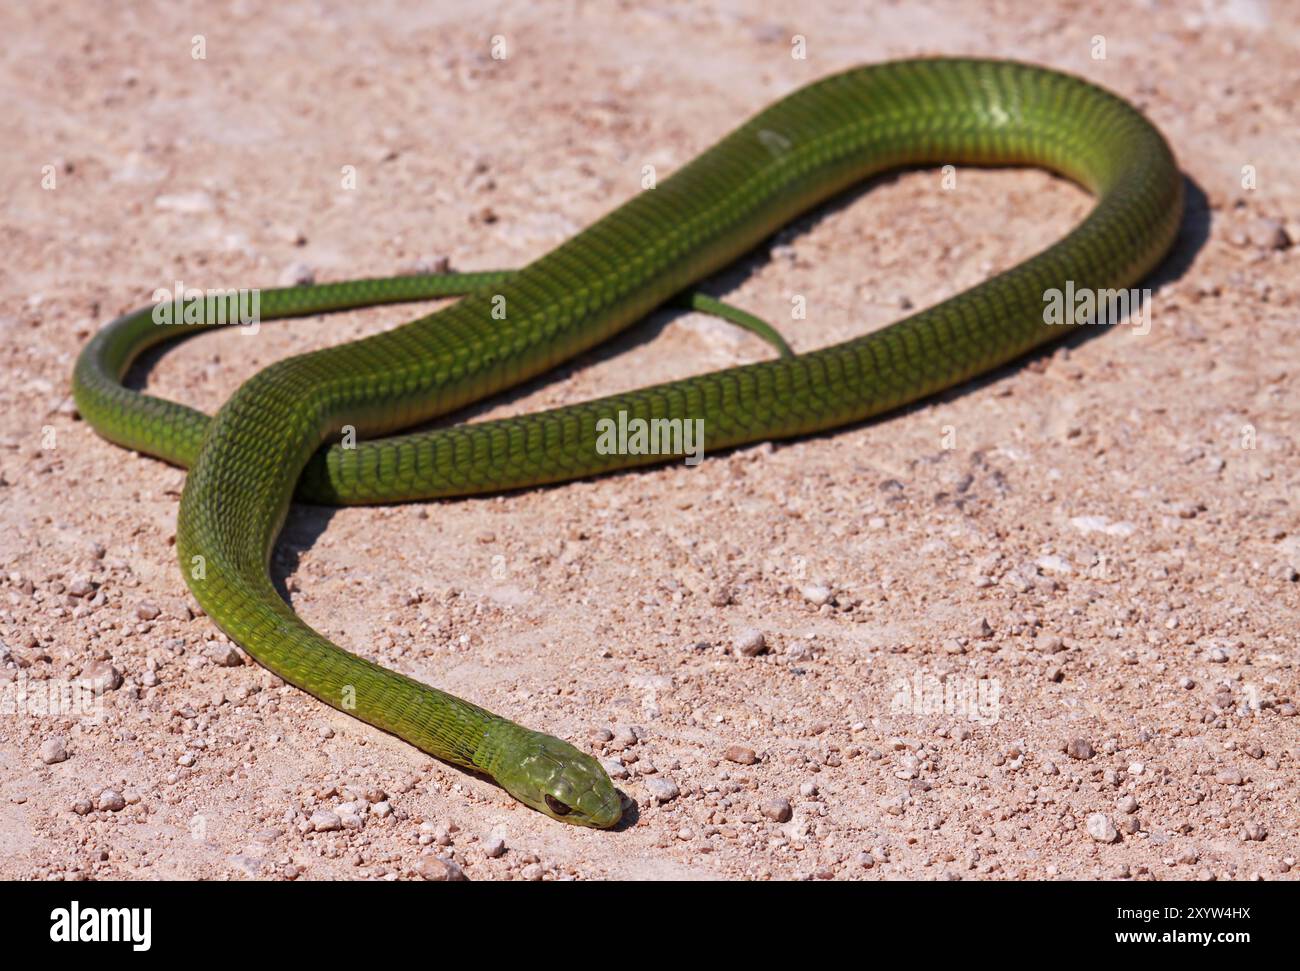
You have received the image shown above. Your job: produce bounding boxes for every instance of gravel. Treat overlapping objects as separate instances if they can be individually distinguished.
[5,1,1294,884]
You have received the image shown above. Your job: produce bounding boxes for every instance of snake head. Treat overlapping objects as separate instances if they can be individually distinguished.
[492,727,622,828]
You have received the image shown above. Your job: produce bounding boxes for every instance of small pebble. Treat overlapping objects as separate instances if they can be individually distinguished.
[80,660,122,692]
[207,643,244,667]
[416,855,466,881]
[1065,738,1095,760]
[40,737,68,765]
[96,789,126,813]
[724,745,757,765]
[610,726,638,750]
[785,641,812,661]
[801,585,832,607]
[310,810,342,832]
[644,777,679,804]
[760,798,793,823]
[734,628,767,657]
[1086,813,1119,844]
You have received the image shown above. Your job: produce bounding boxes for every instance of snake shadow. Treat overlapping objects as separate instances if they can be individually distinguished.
[268,171,1207,827]
[813,171,1211,427]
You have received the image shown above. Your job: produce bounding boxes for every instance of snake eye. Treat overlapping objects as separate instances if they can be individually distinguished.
[544,794,572,816]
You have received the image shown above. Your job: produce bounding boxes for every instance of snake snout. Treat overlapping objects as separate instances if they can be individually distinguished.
[502,729,623,828]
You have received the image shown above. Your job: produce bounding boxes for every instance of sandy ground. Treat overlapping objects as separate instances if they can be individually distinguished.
[1,0,1297,881]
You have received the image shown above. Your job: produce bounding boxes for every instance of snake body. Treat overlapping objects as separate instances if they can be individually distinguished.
[73,59,1181,827]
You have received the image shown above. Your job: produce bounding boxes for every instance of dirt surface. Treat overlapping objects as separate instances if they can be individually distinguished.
[2,0,1297,881]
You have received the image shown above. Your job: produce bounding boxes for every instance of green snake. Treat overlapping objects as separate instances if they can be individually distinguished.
[73,59,1181,828]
